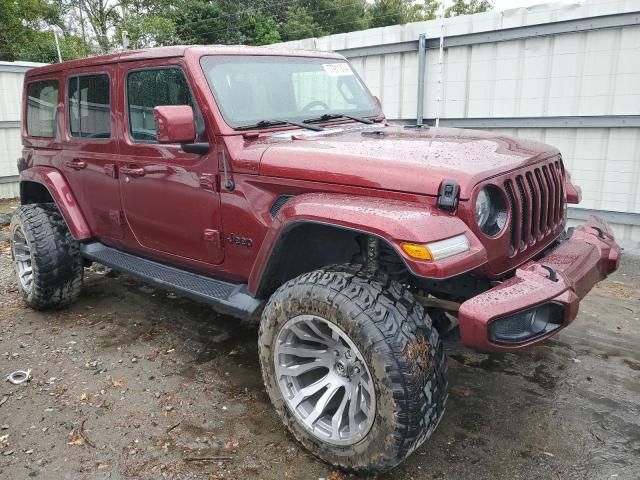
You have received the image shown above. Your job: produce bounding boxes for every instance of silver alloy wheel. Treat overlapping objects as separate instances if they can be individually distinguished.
[274,315,376,446]
[12,225,34,293]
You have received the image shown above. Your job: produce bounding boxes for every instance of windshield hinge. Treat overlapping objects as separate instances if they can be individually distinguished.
[220,151,234,191]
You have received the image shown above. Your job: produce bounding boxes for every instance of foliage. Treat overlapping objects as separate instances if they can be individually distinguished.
[369,0,441,28]
[1,0,495,62]
[14,30,92,63]
[445,0,493,18]
[281,6,325,41]
[240,14,281,46]
[0,0,64,61]
[298,0,369,35]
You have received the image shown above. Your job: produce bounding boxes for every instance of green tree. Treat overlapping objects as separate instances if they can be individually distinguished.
[15,30,91,62]
[173,0,242,45]
[296,0,368,35]
[0,0,57,60]
[0,0,90,62]
[445,0,493,17]
[368,0,440,28]
[240,14,280,45]
[281,5,325,41]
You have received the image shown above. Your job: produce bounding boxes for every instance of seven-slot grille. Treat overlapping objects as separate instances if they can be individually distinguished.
[503,158,566,256]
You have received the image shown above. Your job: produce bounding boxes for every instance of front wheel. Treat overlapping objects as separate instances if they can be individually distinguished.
[258,265,448,472]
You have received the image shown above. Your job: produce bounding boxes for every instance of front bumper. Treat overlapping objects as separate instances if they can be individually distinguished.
[458,216,620,352]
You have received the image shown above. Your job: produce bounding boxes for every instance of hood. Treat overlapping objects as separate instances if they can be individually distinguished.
[258,125,559,199]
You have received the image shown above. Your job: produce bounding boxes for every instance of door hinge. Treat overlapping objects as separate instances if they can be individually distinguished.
[199,173,219,192]
[104,164,118,179]
[203,229,221,247]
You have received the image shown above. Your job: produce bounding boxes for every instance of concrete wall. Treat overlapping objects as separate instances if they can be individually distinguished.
[0,61,47,199]
[273,0,640,242]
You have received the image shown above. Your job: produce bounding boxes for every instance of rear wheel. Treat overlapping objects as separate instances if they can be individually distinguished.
[10,203,83,309]
[258,264,448,472]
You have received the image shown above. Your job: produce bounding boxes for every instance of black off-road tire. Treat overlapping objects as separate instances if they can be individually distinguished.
[258,264,448,472]
[10,203,83,309]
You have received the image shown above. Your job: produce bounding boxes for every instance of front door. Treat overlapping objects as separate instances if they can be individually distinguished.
[117,60,224,265]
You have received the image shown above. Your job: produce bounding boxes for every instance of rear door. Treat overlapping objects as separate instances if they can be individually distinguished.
[117,59,224,264]
[60,66,123,241]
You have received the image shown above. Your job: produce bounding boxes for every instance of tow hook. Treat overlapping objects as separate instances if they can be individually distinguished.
[591,226,606,239]
[540,264,558,282]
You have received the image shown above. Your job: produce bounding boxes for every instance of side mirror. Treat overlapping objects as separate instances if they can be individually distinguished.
[154,105,196,144]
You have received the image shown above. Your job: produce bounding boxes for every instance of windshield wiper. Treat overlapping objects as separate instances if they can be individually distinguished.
[304,113,374,125]
[236,119,325,132]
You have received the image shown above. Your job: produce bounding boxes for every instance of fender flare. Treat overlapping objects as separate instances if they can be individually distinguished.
[248,193,487,296]
[20,167,92,240]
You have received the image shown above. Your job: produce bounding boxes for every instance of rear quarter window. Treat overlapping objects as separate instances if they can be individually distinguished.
[26,80,59,137]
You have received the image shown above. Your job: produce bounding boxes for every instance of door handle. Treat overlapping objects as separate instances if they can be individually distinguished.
[120,165,146,177]
[65,159,87,170]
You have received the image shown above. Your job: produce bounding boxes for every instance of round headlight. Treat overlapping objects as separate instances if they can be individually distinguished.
[475,186,507,236]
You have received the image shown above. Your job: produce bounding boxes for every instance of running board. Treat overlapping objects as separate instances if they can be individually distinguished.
[80,242,262,320]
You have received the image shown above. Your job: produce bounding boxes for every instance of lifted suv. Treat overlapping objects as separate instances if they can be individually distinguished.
[13,46,620,472]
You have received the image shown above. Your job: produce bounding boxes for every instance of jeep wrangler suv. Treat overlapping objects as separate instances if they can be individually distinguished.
[12,46,620,472]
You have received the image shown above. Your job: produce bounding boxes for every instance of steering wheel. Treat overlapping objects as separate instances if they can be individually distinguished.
[301,101,330,113]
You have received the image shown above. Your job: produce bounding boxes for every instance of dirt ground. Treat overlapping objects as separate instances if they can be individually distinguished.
[1,207,639,479]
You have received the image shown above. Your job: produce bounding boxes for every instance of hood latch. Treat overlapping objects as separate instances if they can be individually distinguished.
[437,179,459,211]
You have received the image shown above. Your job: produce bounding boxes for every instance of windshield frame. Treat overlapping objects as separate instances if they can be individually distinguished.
[199,54,382,131]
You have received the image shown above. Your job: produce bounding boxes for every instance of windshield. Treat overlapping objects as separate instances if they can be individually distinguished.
[200,55,380,129]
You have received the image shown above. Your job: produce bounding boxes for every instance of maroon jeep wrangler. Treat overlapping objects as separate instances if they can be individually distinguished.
[12,46,620,472]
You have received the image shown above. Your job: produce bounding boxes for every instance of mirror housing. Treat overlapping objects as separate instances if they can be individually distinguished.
[154,105,196,144]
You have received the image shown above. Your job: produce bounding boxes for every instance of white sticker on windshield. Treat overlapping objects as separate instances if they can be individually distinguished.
[322,63,354,77]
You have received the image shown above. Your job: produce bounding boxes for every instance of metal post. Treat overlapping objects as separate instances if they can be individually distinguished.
[435,4,445,128]
[416,33,426,127]
[52,29,62,62]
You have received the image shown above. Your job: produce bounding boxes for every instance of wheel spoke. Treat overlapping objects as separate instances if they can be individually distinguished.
[306,383,342,425]
[304,320,337,346]
[278,344,328,359]
[14,253,30,262]
[331,388,349,438]
[289,323,327,345]
[359,387,372,417]
[358,374,374,398]
[13,243,29,254]
[347,383,359,435]
[277,359,328,377]
[290,378,330,407]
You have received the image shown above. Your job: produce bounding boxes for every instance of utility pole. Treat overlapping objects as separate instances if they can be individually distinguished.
[52,28,63,62]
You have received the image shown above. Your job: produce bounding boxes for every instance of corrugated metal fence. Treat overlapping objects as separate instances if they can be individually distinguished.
[274,0,640,241]
[0,61,46,198]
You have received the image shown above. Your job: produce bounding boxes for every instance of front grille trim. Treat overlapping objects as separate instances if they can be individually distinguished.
[502,158,566,257]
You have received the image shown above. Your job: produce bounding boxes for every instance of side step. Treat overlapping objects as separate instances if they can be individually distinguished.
[80,242,262,320]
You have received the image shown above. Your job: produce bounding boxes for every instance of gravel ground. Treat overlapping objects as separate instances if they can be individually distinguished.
[0,204,639,479]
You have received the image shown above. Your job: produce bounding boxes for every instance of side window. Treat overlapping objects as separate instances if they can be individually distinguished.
[26,80,58,137]
[68,74,111,138]
[127,68,194,142]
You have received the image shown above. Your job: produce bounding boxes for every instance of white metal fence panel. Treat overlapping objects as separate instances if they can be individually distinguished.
[0,61,46,199]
